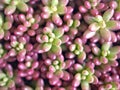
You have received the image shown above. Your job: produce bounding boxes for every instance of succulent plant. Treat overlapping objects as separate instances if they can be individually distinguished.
[92,42,120,64]
[83,8,120,41]
[72,64,97,90]
[41,0,68,18]
[99,82,120,90]
[3,0,29,15]
[0,14,12,40]
[0,64,15,89]
[0,0,120,90]
[36,25,65,55]
[69,38,86,62]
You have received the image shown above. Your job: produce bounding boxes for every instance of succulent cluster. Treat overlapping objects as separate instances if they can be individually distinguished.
[0,0,120,90]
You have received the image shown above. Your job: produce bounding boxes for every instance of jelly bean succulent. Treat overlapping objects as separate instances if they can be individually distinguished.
[0,0,120,90]
[41,0,68,26]
[0,65,15,89]
[17,58,39,80]
[92,42,120,64]
[69,38,86,62]
[83,8,120,41]
[0,14,12,40]
[99,82,120,90]
[45,58,66,82]
[72,64,97,90]
[88,0,100,8]
[41,0,68,18]
[66,18,80,39]
[36,25,64,55]
[3,0,29,15]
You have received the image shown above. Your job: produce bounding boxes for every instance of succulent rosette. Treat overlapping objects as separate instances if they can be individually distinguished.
[92,42,120,65]
[41,0,68,26]
[45,56,66,86]
[0,64,15,89]
[36,23,65,55]
[72,63,97,90]
[98,82,120,90]
[83,8,120,41]
[69,38,86,63]
[0,13,12,40]
[3,0,29,16]
[65,16,80,40]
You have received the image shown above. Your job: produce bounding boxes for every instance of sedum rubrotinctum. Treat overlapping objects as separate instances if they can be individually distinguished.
[92,42,120,64]
[9,40,26,62]
[45,55,66,86]
[36,23,65,55]
[66,17,80,40]
[83,8,120,41]
[72,63,97,90]
[2,0,29,15]
[88,0,100,8]
[0,64,15,89]
[0,13,12,40]
[98,82,120,90]
[69,38,86,63]
[41,0,68,26]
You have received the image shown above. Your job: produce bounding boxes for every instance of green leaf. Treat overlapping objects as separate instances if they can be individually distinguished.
[103,9,114,22]
[110,46,120,55]
[101,42,111,51]
[86,75,94,83]
[53,28,64,38]
[4,5,16,15]
[106,20,120,31]
[51,0,58,6]
[17,1,28,12]
[77,51,86,63]
[3,22,12,30]
[88,22,100,32]
[100,28,111,42]
[59,0,69,6]
[81,81,90,90]
[52,38,62,46]
[51,45,62,55]
[0,29,4,40]
[107,54,117,61]
[84,15,95,24]
[42,43,52,52]
[77,44,83,52]
[0,73,6,79]
[57,4,66,15]
[93,15,103,22]
[72,20,80,28]
[67,19,73,27]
